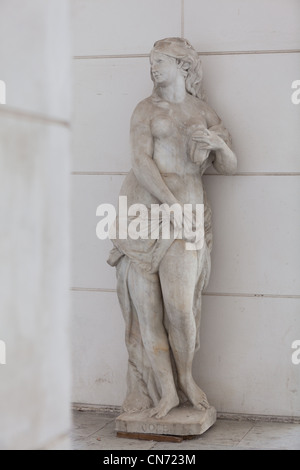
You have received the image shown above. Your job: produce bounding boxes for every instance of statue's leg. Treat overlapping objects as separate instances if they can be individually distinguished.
[127,262,179,418]
[159,240,210,411]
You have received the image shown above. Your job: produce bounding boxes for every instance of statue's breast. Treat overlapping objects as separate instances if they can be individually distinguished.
[150,115,177,139]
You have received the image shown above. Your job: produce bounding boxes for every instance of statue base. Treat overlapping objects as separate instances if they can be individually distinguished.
[115,406,216,441]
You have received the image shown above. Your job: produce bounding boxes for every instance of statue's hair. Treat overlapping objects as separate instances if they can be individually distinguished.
[152,37,205,100]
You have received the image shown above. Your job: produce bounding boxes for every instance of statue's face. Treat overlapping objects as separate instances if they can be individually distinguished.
[150,51,179,87]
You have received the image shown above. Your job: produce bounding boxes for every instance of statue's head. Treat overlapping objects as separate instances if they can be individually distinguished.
[150,37,204,99]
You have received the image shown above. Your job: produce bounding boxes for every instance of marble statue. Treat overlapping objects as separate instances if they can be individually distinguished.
[108,38,237,425]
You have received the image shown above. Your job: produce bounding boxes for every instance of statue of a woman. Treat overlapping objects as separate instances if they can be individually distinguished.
[108,37,237,419]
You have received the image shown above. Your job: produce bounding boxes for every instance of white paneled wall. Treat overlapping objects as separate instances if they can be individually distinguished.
[71,0,300,418]
[71,175,124,289]
[195,296,300,416]
[72,58,151,172]
[0,1,71,449]
[71,0,182,56]
[72,291,128,406]
[201,54,300,173]
[184,0,300,52]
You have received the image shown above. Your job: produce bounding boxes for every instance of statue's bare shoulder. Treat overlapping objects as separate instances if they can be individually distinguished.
[131,96,170,129]
[131,97,156,127]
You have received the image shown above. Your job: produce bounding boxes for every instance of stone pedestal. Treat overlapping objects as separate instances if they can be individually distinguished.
[116,406,216,439]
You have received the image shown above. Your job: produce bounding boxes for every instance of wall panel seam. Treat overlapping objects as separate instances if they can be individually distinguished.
[70,288,300,299]
[71,172,300,176]
[71,171,129,176]
[72,403,300,423]
[0,106,70,128]
[73,49,300,60]
[181,0,184,38]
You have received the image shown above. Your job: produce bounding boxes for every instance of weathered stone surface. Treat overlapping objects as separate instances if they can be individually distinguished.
[108,37,236,426]
[116,406,217,437]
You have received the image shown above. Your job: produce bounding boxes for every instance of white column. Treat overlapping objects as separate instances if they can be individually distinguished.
[0,0,71,450]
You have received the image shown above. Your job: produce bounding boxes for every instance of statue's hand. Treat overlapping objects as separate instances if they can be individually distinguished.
[182,209,197,243]
[171,205,197,243]
[192,129,225,151]
[171,205,184,237]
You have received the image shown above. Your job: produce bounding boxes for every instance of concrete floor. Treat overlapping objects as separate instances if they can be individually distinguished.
[71,410,300,450]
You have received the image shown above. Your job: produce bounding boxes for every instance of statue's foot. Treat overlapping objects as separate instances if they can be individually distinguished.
[147,392,179,419]
[184,380,210,411]
[123,392,152,413]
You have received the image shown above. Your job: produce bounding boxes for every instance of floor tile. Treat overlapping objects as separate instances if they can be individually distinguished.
[71,411,300,451]
[72,410,116,437]
[75,435,156,451]
[237,422,300,450]
[152,441,233,451]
